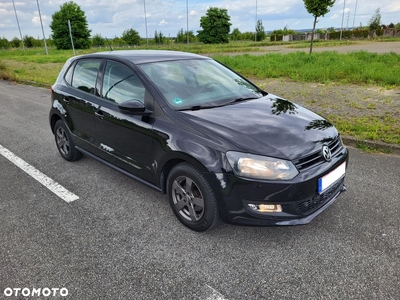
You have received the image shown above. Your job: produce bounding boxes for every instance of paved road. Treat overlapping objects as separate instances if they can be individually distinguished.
[0,80,399,299]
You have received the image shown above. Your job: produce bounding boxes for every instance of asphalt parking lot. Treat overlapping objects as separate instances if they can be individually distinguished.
[0,80,399,299]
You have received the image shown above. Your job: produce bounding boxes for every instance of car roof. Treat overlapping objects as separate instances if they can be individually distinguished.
[78,50,210,65]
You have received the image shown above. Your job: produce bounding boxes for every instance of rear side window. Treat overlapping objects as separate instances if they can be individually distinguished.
[64,64,73,85]
[71,60,101,94]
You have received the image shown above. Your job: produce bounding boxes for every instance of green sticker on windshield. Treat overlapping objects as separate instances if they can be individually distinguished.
[173,97,183,105]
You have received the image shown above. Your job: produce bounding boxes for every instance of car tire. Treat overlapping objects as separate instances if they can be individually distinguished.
[54,120,83,161]
[167,163,219,232]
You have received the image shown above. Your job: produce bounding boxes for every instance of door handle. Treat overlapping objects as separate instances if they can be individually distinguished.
[63,97,70,105]
[95,111,104,120]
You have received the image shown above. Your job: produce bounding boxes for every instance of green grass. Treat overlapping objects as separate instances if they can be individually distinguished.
[327,114,400,145]
[213,51,400,86]
[2,45,400,86]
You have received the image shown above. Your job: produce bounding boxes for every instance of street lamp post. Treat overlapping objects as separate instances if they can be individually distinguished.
[36,0,48,55]
[186,0,189,48]
[254,0,258,42]
[340,0,346,40]
[352,0,358,29]
[143,0,149,47]
[11,0,25,51]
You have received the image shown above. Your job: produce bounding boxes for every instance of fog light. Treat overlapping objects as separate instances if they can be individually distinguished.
[248,204,282,213]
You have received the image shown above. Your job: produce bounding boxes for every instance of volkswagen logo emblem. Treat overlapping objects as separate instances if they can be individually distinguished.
[322,145,332,162]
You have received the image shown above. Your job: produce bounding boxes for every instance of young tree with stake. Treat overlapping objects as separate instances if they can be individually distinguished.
[303,0,335,54]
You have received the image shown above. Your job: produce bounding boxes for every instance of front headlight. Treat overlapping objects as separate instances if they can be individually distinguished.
[226,151,299,180]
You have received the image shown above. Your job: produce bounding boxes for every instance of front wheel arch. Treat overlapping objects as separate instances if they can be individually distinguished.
[159,153,210,194]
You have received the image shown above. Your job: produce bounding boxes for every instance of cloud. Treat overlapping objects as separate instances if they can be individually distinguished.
[32,13,48,27]
[0,0,398,40]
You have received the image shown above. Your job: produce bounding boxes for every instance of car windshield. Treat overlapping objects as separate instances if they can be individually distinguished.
[139,59,264,110]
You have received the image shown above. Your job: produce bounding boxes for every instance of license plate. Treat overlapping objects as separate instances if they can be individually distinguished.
[318,162,346,194]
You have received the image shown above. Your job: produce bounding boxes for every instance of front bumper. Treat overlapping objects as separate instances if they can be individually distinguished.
[209,147,349,226]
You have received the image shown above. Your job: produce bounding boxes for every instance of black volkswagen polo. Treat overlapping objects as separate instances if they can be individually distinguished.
[50,50,348,231]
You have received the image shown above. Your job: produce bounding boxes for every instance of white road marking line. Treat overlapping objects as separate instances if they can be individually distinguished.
[0,144,79,203]
[205,284,227,300]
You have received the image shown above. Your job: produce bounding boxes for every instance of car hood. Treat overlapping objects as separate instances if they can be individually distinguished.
[180,95,339,160]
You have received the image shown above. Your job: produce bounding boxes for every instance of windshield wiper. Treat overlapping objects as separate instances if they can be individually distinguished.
[230,96,260,103]
[177,105,217,111]
[183,105,217,111]
[178,97,260,111]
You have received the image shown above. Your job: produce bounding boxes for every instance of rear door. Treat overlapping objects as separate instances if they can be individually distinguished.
[60,59,102,145]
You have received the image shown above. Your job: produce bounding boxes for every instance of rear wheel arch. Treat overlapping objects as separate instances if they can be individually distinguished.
[50,114,62,133]
[53,119,83,161]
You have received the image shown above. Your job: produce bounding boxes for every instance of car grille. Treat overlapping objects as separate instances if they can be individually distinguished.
[293,137,343,171]
[297,177,344,215]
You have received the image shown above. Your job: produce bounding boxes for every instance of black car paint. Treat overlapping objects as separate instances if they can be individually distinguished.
[50,50,348,226]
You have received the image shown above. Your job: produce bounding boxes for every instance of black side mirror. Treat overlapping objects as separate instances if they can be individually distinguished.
[118,99,152,116]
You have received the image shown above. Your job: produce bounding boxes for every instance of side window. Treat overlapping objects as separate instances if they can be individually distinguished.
[71,60,101,94]
[64,64,74,85]
[102,61,145,105]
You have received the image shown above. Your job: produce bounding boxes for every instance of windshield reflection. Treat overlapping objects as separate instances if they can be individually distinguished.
[140,59,263,110]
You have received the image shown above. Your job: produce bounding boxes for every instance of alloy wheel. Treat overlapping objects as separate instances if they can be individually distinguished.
[171,176,205,222]
[56,126,70,156]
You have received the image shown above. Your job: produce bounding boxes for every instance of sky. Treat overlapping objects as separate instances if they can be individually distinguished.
[0,0,399,41]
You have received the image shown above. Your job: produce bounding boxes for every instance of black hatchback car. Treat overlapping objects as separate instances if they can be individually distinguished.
[50,50,348,231]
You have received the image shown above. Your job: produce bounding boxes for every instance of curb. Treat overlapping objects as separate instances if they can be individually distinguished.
[342,136,400,156]
[17,80,51,89]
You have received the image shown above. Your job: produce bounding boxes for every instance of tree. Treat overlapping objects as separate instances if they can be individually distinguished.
[271,28,297,35]
[303,0,335,54]
[388,23,395,29]
[10,37,20,48]
[92,34,105,47]
[23,35,36,48]
[50,1,91,50]
[255,20,266,41]
[112,36,126,47]
[154,30,165,45]
[121,29,141,46]
[368,8,381,31]
[230,28,242,41]
[0,37,10,49]
[197,7,231,44]
[176,28,196,43]
[395,23,400,30]
[242,31,256,40]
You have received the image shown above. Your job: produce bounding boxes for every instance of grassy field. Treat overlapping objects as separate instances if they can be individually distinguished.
[1,41,399,147]
[1,42,400,86]
[214,51,400,86]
